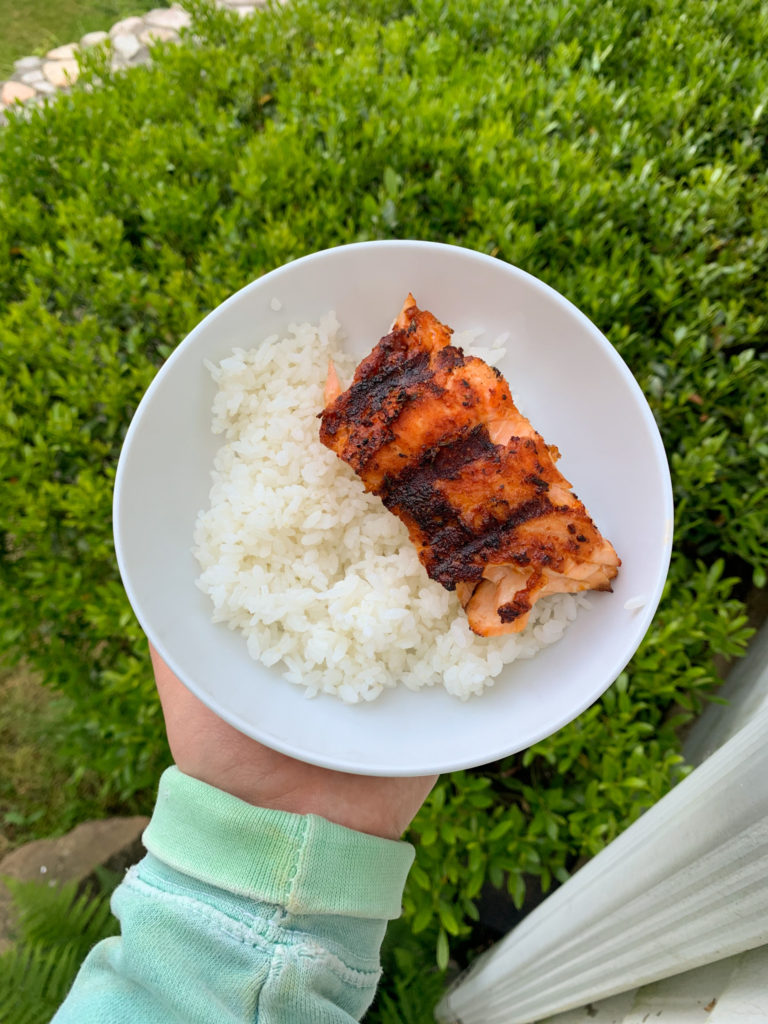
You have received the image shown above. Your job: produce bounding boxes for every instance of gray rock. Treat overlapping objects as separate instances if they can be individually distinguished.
[132,46,153,67]
[20,69,45,85]
[145,8,191,30]
[13,56,43,72]
[139,26,180,45]
[80,30,109,48]
[112,33,141,61]
[0,816,149,954]
[110,16,146,37]
[34,80,59,96]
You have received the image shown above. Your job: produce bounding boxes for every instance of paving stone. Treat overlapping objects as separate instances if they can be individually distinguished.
[1,81,36,105]
[13,56,43,72]
[20,69,45,85]
[0,816,149,955]
[80,30,109,48]
[139,26,180,44]
[145,7,191,30]
[34,80,59,96]
[110,16,146,37]
[43,59,80,88]
[46,43,78,61]
[112,33,141,60]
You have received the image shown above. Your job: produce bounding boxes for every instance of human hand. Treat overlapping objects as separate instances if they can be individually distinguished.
[150,644,437,841]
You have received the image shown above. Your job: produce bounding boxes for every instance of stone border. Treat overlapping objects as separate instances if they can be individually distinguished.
[0,2,265,115]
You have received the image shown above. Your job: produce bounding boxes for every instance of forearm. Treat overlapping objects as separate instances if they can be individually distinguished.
[53,767,415,1023]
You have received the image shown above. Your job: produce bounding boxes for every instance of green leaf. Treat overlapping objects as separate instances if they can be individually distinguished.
[438,901,462,936]
[383,166,400,196]
[436,929,450,972]
[412,905,434,934]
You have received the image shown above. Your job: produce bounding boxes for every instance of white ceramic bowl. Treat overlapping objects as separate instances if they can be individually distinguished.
[113,241,673,777]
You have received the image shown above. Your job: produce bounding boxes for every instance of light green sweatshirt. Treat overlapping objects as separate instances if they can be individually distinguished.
[52,767,415,1023]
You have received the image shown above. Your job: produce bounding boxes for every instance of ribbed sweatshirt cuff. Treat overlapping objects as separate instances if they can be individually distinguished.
[143,766,414,920]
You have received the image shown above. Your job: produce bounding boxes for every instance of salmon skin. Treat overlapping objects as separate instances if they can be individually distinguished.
[319,296,620,636]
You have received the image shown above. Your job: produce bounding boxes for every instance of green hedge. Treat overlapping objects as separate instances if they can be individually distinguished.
[1,0,766,994]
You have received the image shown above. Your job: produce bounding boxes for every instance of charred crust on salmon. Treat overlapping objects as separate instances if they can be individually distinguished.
[498,599,530,623]
[319,296,620,637]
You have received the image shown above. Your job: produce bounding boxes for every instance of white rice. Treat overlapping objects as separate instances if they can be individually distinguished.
[193,314,586,703]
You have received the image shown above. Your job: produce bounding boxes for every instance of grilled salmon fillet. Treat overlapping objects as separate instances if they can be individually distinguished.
[319,295,620,636]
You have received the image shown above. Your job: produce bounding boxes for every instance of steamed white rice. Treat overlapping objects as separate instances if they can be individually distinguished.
[193,313,585,703]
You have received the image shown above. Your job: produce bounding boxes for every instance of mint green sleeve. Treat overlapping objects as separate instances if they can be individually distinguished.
[52,766,415,1023]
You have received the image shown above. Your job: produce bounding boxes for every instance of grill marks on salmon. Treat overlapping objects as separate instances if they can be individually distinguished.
[319,296,620,636]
